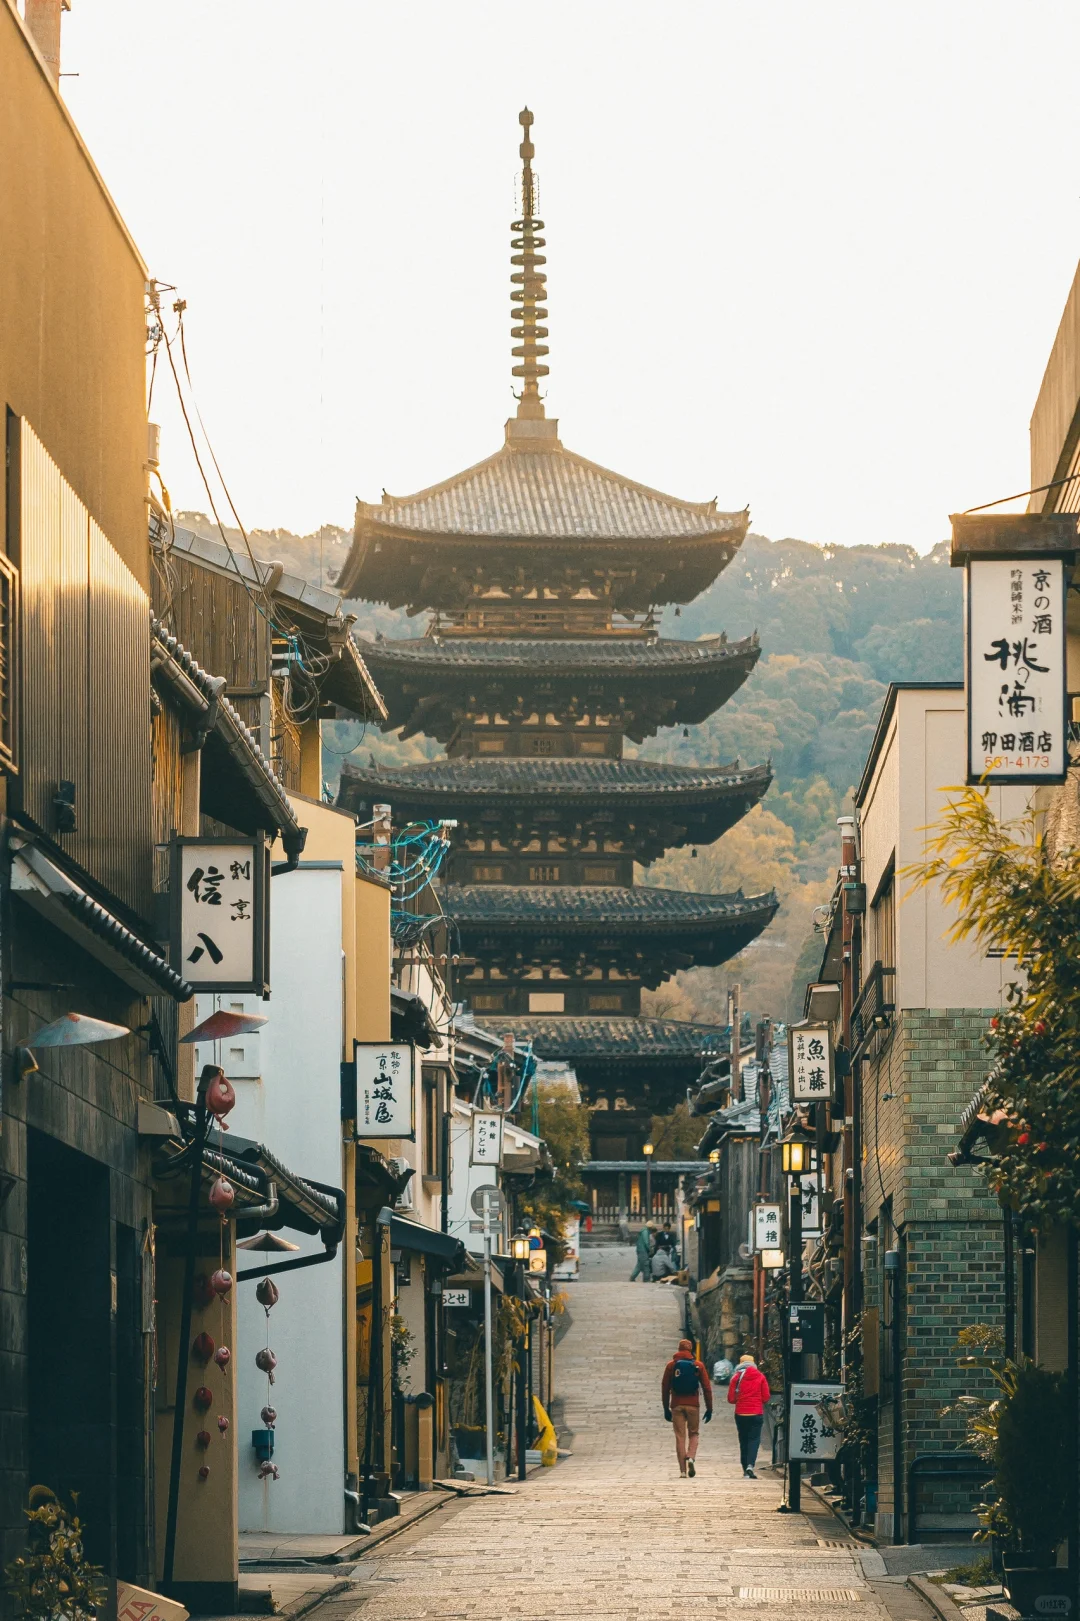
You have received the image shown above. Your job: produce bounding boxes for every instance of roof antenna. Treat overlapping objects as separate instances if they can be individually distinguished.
[511,108,549,421]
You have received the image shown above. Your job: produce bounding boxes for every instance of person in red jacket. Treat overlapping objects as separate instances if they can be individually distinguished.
[661,1338,713,1477]
[727,1353,771,1478]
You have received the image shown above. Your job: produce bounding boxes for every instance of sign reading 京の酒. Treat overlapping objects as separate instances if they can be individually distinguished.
[754,1203,782,1253]
[355,1042,414,1138]
[171,837,267,993]
[789,1024,834,1102]
[789,1382,842,1461]
[471,1111,504,1166]
[966,557,1067,784]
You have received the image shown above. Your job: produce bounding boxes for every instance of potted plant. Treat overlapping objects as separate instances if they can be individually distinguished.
[946,1331,1070,1617]
[3,1488,106,1621]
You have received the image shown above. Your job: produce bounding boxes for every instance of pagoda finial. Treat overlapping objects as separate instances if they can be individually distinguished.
[511,107,549,420]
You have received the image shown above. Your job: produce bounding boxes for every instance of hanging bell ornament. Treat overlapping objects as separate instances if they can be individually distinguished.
[255,1347,277,1384]
[217,1415,230,1435]
[214,1346,231,1372]
[257,1460,280,1482]
[193,1274,215,1309]
[192,1331,216,1364]
[255,1278,279,1312]
[260,1405,277,1428]
[210,1268,233,1297]
[198,1465,210,1481]
[193,1386,213,1411]
[195,1430,212,1449]
[205,1070,237,1123]
[209,1177,235,1213]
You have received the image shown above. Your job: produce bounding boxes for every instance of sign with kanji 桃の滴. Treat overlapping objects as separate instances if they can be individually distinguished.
[966,557,1067,784]
[789,1024,834,1102]
[470,1112,503,1166]
[789,1382,842,1460]
[754,1203,782,1253]
[355,1043,414,1139]
[171,837,267,993]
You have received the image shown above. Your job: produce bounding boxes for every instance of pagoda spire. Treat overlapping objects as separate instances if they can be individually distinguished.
[511,107,549,420]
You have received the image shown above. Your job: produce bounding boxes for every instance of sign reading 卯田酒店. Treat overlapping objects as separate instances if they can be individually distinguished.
[355,1042,415,1139]
[966,557,1067,784]
[171,837,268,993]
[788,1024,834,1102]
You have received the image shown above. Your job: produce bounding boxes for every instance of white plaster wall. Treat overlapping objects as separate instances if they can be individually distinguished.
[231,864,347,1534]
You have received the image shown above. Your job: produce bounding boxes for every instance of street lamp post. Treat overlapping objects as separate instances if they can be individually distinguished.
[643,1140,654,1220]
[781,1133,810,1513]
[510,1231,531,1481]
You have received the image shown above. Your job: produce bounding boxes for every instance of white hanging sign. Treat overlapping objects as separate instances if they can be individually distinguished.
[471,1111,504,1166]
[442,1288,471,1308]
[966,557,1067,784]
[171,838,267,992]
[798,1175,822,1237]
[355,1042,415,1138]
[789,1382,843,1461]
[754,1203,782,1252]
[789,1024,834,1102]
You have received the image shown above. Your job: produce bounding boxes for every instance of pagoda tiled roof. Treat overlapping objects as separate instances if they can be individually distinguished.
[361,443,746,544]
[476,1015,729,1062]
[339,756,770,804]
[445,883,777,931]
[359,633,757,674]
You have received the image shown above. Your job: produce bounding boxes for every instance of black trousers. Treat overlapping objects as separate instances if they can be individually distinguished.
[735,1413,763,1470]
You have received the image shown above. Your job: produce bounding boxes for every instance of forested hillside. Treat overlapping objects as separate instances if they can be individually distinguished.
[177,515,963,1019]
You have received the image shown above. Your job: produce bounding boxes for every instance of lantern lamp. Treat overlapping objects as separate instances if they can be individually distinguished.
[708,1149,720,1164]
[510,1231,530,1263]
[781,1137,809,1176]
[642,1141,654,1158]
[760,1248,786,1270]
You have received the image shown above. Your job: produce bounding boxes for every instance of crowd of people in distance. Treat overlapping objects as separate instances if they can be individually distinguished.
[628,1219,680,1281]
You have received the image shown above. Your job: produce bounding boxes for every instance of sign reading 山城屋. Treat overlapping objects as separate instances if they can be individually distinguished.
[966,557,1067,784]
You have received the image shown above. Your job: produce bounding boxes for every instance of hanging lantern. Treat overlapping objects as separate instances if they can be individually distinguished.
[260,1405,277,1428]
[192,1332,215,1364]
[198,1465,210,1482]
[217,1414,230,1435]
[193,1274,216,1309]
[210,1268,233,1297]
[255,1278,279,1312]
[206,1071,236,1123]
[209,1177,235,1213]
[214,1346,231,1372]
[193,1386,213,1411]
[255,1348,277,1383]
[195,1431,212,1450]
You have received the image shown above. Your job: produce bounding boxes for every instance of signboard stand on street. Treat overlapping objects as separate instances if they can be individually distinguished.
[789,1381,842,1462]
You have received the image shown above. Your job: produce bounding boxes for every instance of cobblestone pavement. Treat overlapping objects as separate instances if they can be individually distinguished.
[347,1274,926,1620]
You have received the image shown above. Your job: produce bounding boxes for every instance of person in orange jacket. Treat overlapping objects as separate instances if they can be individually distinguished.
[661,1338,713,1477]
[727,1352,771,1478]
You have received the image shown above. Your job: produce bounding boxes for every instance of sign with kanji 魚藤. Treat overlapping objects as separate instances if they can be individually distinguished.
[789,1024,834,1102]
[171,837,268,993]
[471,1111,503,1166]
[355,1042,414,1138]
[966,557,1067,784]
[754,1203,782,1252]
[789,1382,842,1460]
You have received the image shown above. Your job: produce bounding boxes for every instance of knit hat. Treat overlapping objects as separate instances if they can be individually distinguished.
[678,1338,693,1352]
[738,1354,755,1364]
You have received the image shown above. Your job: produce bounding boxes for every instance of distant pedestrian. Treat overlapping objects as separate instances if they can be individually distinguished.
[629,1222,654,1282]
[727,1353,770,1479]
[654,1220,677,1259]
[662,1337,713,1477]
[650,1247,675,1281]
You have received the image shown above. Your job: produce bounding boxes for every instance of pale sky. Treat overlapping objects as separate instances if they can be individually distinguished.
[62,1,1080,554]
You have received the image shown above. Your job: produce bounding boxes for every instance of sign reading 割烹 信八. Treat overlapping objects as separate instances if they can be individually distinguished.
[354,1042,415,1138]
[171,836,268,993]
[966,558,1067,784]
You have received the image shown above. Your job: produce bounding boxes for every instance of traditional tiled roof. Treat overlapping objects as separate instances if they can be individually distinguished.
[445,883,777,930]
[361,443,746,544]
[339,756,770,804]
[477,1015,729,1062]
[359,633,756,674]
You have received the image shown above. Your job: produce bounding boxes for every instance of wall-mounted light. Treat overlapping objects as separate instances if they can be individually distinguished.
[708,1149,720,1164]
[760,1248,786,1270]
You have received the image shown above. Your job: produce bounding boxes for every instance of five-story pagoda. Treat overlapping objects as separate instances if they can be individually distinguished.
[338,110,777,1107]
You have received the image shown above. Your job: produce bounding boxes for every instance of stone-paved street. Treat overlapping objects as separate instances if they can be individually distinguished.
[344,1272,933,1620]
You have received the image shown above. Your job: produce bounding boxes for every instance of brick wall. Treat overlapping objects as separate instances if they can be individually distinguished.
[861,1009,1004,1541]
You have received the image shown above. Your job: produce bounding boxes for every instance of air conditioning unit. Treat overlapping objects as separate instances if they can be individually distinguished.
[388,1157,413,1209]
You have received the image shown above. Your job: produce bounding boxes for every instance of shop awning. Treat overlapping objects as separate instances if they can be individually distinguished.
[10,837,192,1001]
[390,1215,464,1268]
